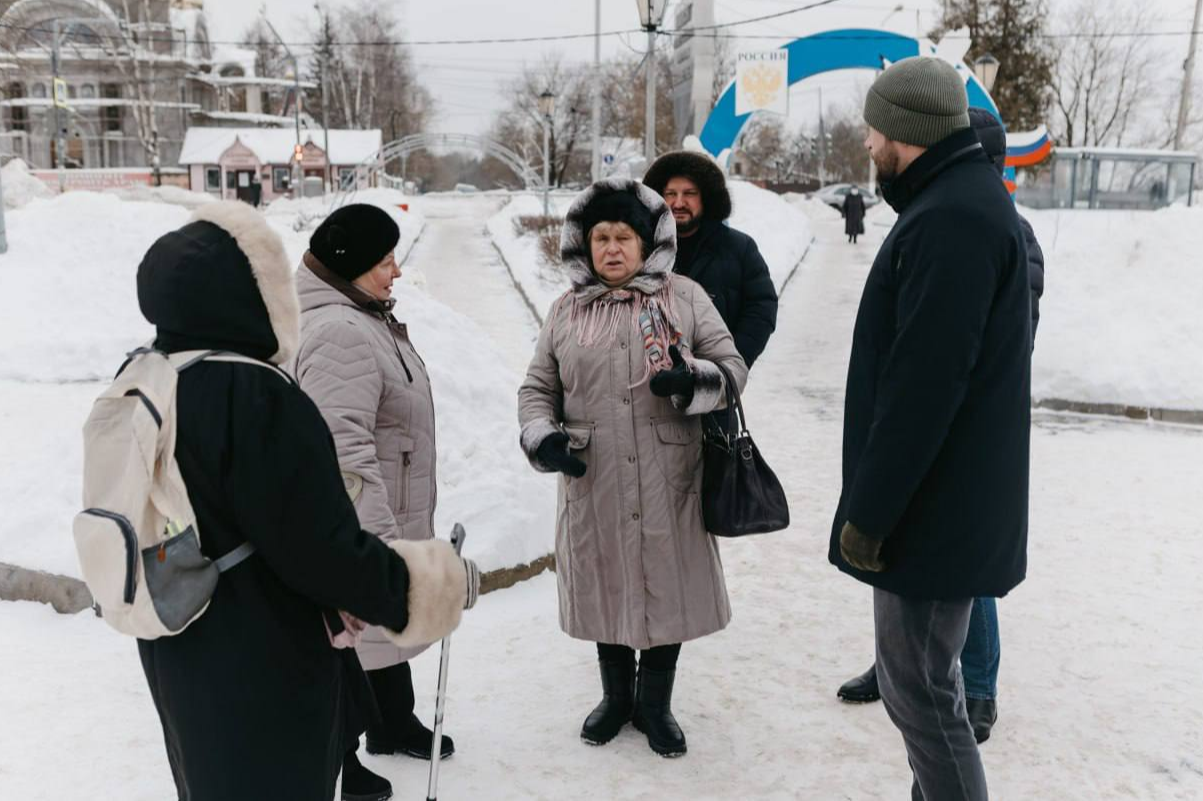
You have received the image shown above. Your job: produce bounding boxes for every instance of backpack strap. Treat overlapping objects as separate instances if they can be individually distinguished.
[170,349,296,386]
[214,541,257,573]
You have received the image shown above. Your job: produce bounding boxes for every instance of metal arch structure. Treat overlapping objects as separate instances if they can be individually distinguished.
[332,132,545,208]
[698,29,1008,181]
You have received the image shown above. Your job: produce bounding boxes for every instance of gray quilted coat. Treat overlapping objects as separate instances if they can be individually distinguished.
[518,179,748,650]
[293,256,436,669]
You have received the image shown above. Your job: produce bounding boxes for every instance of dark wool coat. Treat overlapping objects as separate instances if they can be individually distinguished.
[644,151,778,367]
[135,203,417,801]
[829,128,1032,600]
[843,192,867,236]
[968,107,1045,343]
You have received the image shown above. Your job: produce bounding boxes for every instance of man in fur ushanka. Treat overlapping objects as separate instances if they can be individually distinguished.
[518,178,747,758]
[643,151,779,368]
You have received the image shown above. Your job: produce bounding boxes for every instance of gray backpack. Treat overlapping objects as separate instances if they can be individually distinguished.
[73,347,289,639]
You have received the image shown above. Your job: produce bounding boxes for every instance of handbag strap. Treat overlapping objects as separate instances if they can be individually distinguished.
[709,360,749,438]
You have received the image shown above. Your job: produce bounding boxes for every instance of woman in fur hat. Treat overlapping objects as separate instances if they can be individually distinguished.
[292,204,460,800]
[518,178,748,757]
[135,201,477,801]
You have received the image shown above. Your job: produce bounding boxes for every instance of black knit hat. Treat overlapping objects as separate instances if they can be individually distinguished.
[308,204,400,281]
[643,150,732,222]
[579,188,657,252]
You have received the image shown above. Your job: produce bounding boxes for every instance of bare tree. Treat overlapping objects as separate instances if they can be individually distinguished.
[710,34,734,108]
[1050,0,1160,148]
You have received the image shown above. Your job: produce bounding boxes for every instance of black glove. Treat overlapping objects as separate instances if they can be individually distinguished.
[840,522,886,572]
[649,346,695,403]
[535,431,587,478]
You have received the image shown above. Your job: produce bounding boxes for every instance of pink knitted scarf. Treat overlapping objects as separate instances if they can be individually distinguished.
[564,276,682,387]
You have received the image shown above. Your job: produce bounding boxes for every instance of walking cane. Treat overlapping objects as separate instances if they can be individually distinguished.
[426,523,466,801]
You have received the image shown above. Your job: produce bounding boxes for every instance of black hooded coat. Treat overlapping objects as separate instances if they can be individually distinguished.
[134,202,416,801]
[644,152,779,367]
[968,107,1045,342]
[828,128,1032,600]
[842,191,867,236]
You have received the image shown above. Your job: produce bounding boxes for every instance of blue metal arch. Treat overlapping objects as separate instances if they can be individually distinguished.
[699,29,1001,156]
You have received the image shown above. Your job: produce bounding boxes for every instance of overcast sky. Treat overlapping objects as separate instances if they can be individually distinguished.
[200,0,1202,138]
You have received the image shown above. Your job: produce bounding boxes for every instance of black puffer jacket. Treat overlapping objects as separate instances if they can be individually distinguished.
[135,202,417,801]
[829,128,1032,600]
[969,107,1045,343]
[644,151,778,366]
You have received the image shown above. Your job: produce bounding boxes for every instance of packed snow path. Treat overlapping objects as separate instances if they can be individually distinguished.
[3,201,1201,800]
[405,194,539,375]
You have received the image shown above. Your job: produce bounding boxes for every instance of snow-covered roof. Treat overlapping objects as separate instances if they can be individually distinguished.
[189,74,318,90]
[191,110,298,126]
[178,127,383,165]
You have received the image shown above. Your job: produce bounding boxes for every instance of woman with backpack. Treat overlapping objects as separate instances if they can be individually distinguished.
[292,204,451,800]
[517,179,747,757]
[133,201,478,801]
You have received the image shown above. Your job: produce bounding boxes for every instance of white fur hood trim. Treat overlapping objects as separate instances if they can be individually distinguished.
[191,201,300,365]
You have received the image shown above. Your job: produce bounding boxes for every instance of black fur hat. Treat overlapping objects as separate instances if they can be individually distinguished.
[579,188,657,253]
[309,203,400,282]
[643,150,732,222]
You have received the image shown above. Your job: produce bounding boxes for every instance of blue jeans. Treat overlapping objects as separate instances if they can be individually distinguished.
[960,597,1000,700]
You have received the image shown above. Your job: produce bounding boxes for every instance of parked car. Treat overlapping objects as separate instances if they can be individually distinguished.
[813,183,879,211]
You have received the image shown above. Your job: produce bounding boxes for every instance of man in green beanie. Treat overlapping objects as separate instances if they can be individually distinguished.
[828,56,1032,801]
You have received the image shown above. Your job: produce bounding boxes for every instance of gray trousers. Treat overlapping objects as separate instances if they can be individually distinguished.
[874,588,988,801]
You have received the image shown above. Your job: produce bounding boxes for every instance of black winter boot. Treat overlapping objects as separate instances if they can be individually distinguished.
[837,663,880,703]
[341,750,392,801]
[581,658,636,746]
[632,667,687,757]
[364,663,455,761]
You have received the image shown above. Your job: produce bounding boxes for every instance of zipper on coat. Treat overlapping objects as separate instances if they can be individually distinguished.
[380,313,414,382]
[81,508,138,604]
[399,451,412,512]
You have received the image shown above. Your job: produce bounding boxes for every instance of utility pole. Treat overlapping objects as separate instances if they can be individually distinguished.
[261,14,302,194]
[51,20,67,192]
[316,3,331,193]
[1175,0,1203,151]
[591,0,601,182]
[645,26,656,163]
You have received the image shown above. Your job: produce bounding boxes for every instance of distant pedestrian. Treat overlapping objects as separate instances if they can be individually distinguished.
[518,178,747,758]
[830,57,1032,801]
[643,151,778,368]
[842,186,866,243]
[835,108,1047,748]
[249,173,263,207]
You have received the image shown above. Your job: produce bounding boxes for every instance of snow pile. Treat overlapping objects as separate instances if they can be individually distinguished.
[0,190,540,577]
[2,159,53,209]
[488,183,813,322]
[1023,205,1203,410]
[108,185,215,209]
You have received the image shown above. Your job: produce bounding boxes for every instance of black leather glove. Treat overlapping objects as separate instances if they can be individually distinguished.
[649,345,695,403]
[535,431,587,478]
[840,522,886,572]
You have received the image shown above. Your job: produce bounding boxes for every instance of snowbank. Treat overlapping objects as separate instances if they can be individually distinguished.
[2,158,53,209]
[107,185,215,210]
[487,183,812,322]
[0,190,540,576]
[1023,206,1203,410]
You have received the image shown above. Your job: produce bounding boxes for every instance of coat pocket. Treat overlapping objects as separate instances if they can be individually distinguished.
[73,508,139,610]
[651,417,701,493]
[395,435,416,513]
[563,423,595,501]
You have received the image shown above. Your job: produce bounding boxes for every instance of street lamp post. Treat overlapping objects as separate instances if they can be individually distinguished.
[636,1,667,164]
[972,53,1000,93]
[539,89,555,215]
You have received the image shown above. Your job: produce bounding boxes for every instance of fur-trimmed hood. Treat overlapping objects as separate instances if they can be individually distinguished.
[560,178,677,291]
[137,200,300,365]
[643,150,733,222]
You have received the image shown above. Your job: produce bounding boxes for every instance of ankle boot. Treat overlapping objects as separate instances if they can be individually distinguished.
[581,658,635,745]
[364,663,455,760]
[340,750,393,801]
[632,667,687,757]
[837,663,880,704]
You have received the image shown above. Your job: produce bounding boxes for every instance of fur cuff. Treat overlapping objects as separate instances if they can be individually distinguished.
[520,418,562,473]
[382,539,467,648]
[673,357,727,415]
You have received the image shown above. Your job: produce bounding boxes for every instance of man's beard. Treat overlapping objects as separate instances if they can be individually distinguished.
[674,211,701,235]
[871,144,902,182]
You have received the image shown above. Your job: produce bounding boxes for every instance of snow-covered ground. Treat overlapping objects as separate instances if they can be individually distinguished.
[2,200,1201,799]
[488,182,812,323]
[0,188,553,577]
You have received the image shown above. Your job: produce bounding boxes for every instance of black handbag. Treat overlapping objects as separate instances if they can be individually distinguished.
[700,363,790,537]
